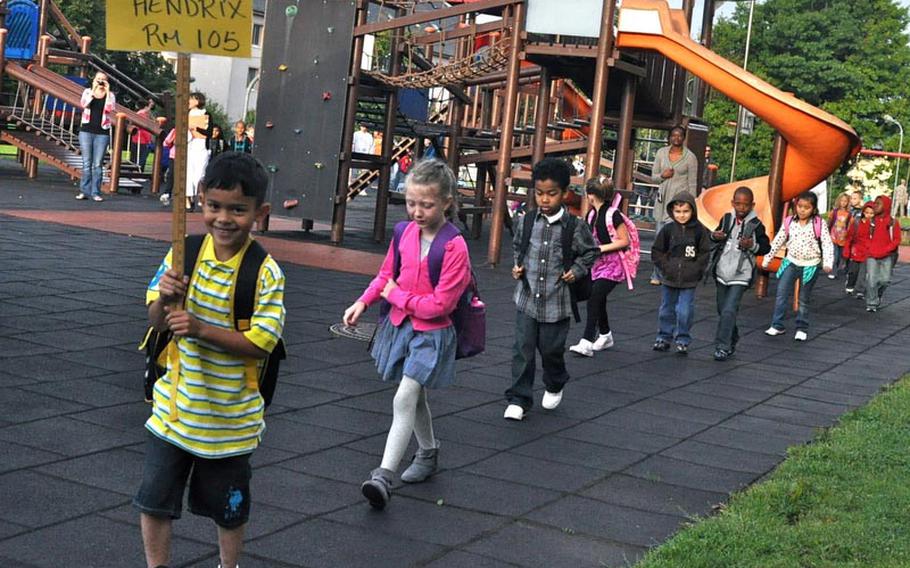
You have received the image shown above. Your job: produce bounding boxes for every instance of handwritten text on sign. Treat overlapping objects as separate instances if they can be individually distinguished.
[106,0,252,57]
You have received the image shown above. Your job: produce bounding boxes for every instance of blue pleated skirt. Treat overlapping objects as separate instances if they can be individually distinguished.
[371,318,456,388]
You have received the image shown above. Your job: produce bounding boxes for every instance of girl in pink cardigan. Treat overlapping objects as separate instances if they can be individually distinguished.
[342,159,472,510]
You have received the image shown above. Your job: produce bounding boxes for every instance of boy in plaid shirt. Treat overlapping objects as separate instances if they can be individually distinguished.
[504,158,598,421]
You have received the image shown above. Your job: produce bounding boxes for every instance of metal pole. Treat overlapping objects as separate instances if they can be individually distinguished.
[487,2,525,266]
[242,72,260,124]
[893,121,903,193]
[729,0,755,183]
[583,0,617,215]
[532,66,551,165]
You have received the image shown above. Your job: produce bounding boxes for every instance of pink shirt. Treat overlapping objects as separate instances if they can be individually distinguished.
[359,222,471,331]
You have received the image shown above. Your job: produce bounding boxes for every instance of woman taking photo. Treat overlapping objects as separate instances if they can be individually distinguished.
[76,72,116,202]
[648,125,698,284]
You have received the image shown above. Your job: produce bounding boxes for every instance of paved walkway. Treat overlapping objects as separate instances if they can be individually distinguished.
[2,162,910,567]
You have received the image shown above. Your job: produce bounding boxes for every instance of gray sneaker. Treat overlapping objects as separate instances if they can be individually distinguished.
[361,468,394,510]
[400,446,439,484]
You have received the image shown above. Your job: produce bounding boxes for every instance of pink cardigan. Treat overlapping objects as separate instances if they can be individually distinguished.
[80,89,116,130]
[358,221,471,331]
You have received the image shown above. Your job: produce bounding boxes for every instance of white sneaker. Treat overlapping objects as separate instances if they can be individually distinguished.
[794,331,807,341]
[503,404,525,421]
[568,338,594,357]
[592,332,614,351]
[541,390,563,410]
[765,327,785,336]
[827,274,836,280]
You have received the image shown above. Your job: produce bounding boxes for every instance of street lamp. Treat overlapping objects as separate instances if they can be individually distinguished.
[883,114,904,193]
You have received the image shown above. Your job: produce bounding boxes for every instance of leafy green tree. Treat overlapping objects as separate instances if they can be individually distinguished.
[704,0,910,186]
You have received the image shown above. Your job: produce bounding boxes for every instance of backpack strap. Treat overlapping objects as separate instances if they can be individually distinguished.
[183,234,206,278]
[234,239,268,331]
[427,221,462,287]
[390,220,410,279]
[562,214,577,273]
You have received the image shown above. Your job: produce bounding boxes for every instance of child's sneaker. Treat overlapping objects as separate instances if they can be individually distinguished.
[592,332,614,351]
[675,343,688,355]
[541,389,563,410]
[827,274,836,280]
[361,468,393,510]
[652,340,670,351]
[845,288,854,295]
[855,292,865,300]
[764,327,785,336]
[713,348,731,361]
[75,193,87,200]
[794,331,808,341]
[503,404,525,421]
[568,338,594,357]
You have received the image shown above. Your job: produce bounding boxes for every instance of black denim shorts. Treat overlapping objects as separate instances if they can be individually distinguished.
[132,432,252,528]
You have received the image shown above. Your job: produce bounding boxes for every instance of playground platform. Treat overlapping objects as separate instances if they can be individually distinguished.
[2,160,910,567]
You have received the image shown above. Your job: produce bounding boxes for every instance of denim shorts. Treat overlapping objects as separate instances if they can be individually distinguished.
[133,432,252,528]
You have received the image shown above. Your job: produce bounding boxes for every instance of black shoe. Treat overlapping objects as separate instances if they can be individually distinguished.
[652,340,670,352]
[713,348,731,361]
[675,343,688,355]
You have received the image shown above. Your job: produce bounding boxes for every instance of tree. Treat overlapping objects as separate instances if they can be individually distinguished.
[704,0,910,187]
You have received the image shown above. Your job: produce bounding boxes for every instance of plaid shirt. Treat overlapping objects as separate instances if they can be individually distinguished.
[513,208,598,322]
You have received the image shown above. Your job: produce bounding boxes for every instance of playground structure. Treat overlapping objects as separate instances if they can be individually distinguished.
[255,0,861,266]
[0,0,165,194]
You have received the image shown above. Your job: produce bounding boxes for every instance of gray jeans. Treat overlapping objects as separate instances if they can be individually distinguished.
[864,256,895,309]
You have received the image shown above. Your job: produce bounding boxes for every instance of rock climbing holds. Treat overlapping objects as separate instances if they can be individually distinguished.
[265,120,274,129]
[267,165,279,173]
[327,27,334,34]
[322,91,332,101]
[283,198,299,209]
[278,64,288,72]
[285,5,298,16]
[294,128,302,134]
[314,162,325,169]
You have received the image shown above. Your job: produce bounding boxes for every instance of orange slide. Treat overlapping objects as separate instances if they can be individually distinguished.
[615,0,861,235]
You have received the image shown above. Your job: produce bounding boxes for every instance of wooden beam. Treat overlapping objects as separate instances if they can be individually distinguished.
[465,138,587,164]
[354,0,519,36]
[413,20,506,44]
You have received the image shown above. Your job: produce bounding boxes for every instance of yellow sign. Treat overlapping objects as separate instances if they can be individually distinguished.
[106,0,252,57]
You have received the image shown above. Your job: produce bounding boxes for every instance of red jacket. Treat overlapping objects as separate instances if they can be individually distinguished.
[856,196,901,260]
[842,218,869,262]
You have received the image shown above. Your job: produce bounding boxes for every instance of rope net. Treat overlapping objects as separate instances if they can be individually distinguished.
[367,39,511,88]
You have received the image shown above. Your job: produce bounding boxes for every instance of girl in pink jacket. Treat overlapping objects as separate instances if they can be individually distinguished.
[342,159,472,510]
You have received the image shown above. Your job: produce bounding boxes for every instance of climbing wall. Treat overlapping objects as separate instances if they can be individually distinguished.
[255,0,356,223]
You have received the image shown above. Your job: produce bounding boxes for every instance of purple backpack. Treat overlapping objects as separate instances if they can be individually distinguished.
[381,221,485,359]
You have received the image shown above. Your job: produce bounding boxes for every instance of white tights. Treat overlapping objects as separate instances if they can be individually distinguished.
[379,376,436,471]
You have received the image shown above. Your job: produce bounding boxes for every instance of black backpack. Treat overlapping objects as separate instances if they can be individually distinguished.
[139,235,287,406]
[705,212,762,284]
[517,212,592,322]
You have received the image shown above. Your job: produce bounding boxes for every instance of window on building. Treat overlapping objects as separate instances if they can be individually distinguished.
[247,68,259,87]
[252,23,263,47]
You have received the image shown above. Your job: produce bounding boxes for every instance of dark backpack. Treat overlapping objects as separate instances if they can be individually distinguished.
[517,212,591,322]
[139,235,287,406]
[379,221,485,359]
[705,212,762,283]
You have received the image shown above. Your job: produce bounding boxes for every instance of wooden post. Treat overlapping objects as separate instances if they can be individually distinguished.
[756,131,789,298]
[172,54,191,274]
[531,66,550,166]
[151,116,167,194]
[613,74,637,191]
[373,10,403,243]
[487,2,525,266]
[79,36,91,78]
[447,100,464,174]
[332,0,368,245]
[693,0,716,117]
[38,0,48,37]
[583,0,617,216]
[473,87,495,240]
[0,29,7,114]
[108,112,127,194]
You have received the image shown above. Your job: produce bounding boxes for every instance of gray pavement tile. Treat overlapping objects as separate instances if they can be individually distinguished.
[625,455,758,494]
[691,426,796,457]
[280,446,382,485]
[245,518,444,567]
[0,301,44,317]
[0,416,144,456]
[528,494,685,548]
[0,470,128,528]
[344,434,498,470]
[265,383,348,410]
[0,518,29,540]
[433,415,543,451]
[0,314,87,333]
[720,414,820,441]
[258,417,362,454]
[683,381,772,403]
[2,354,116,382]
[422,550,519,568]
[251,465,361,515]
[0,387,90,421]
[397,470,561,517]
[710,373,805,393]
[785,385,879,407]
[796,378,883,398]
[654,389,755,413]
[68,402,152,431]
[745,404,841,429]
[0,440,63,475]
[592,408,708,438]
[558,423,679,453]
[279,404,391,436]
[21,378,139,407]
[326,496,507,547]
[281,368,393,395]
[624,398,734,425]
[53,346,143,372]
[454,403,582,435]
[580,473,726,518]
[0,336,61,357]
[512,436,647,472]
[249,444,299,469]
[44,308,138,326]
[0,514,214,568]
[463,451,606,492]
[36,448,144,496]
[7,295,89,313]
[660,439,782,474]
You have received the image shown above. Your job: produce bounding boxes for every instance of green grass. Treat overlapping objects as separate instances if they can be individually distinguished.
[0,144,18,156]
[637,376,910,568]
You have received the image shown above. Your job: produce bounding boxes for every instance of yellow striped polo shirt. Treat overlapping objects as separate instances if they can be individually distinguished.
[145,235,286,458]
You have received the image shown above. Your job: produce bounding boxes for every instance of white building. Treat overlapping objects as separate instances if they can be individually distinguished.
[163,0,265,123]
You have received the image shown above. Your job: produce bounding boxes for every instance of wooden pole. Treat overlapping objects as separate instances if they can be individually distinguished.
[693,0,716,117]
[487,2,525,266]
[373,9,403,243]
[614,75,638,191]
[756,131,788,299]
[172,54,190,275]
[583,0,617,216]
[531,66,550,166]
[108,112,127,194]
[79,36,91,78]
[151,116,167,194]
